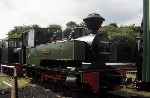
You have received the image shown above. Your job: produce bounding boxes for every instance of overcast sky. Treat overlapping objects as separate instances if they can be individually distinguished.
[0,0,142,39]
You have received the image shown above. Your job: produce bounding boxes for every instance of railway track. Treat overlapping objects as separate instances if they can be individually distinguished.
[0,83,100,98]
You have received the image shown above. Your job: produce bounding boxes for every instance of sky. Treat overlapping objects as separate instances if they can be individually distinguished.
[0,0,142,39]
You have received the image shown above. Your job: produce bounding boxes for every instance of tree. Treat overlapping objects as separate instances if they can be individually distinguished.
[63,21,78,39]
[8,26,30,39]
[79,22,86,28]
[101,23,140,62]
[32,24,40,29]
[101,24,139,44]
[63,28,72,39]
[66,21,78,28]
[7,25,40,39]
[47,24,62,40]
[109,23,118,28]
[47,24,62,33]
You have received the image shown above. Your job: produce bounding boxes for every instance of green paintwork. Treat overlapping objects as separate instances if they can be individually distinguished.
[26,40,86,66]
[143,0,150,82]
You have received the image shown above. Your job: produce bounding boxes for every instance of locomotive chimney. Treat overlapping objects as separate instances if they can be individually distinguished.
[83,13,105,34]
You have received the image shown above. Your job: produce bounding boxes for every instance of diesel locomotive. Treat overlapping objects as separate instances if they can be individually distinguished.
[0,13,123,95]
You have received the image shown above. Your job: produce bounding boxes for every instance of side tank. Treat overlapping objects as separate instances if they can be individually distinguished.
[26,39,92,67]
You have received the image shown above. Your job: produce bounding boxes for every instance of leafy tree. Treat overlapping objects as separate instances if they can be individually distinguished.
[79,21,86,28]
[66,21,78,28]
[47,24,62,33]
[109,23,118,28]
[7,25,40,39]
[47,24,62,40]
[8,26,27,39]
[63,28,72,39]
[32,24,40,29]
[101,23,140,62]
[101,24,139,45]
[63,21,79,39]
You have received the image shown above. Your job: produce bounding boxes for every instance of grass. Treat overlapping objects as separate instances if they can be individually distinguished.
[0,76,11,89]
[0,74,31,90]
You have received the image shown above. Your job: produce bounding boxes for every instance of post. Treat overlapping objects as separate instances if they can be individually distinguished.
[143,0,150,82]
[1,64,3,73]
[11,67,18,98]
[1,65,18,98]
